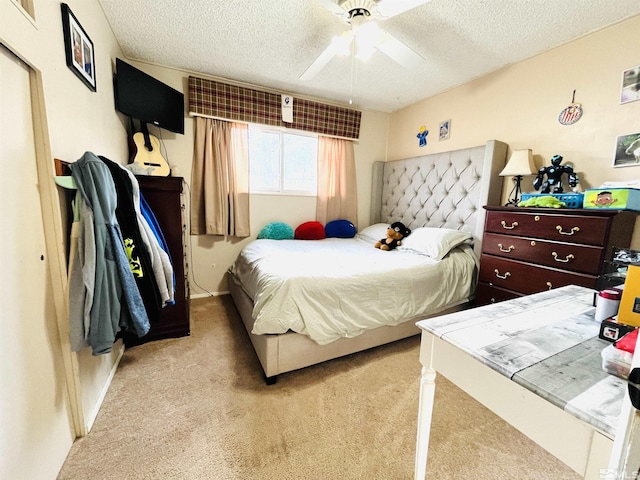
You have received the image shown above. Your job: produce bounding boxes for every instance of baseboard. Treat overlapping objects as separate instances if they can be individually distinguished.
[190,290,228,299]
[84,342,125,434]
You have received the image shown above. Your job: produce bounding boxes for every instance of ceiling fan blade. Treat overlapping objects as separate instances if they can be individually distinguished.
[318,0,350,22]
[375,29,423,69]
[299,43,340,81]
[374,0,431,19]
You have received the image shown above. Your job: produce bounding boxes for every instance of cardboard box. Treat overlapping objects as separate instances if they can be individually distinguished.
[618,265,640,327]
[583,188,640,211]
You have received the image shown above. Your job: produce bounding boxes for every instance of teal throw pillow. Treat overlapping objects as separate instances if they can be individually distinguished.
[257,222,294,240]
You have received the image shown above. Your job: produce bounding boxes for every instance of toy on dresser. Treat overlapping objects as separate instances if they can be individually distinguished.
[533,154,579,193]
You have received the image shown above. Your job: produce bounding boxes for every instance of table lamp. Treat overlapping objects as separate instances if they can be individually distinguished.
[499,149,536,206]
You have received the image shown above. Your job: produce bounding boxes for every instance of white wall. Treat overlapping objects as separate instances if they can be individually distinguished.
[0,0,130,477]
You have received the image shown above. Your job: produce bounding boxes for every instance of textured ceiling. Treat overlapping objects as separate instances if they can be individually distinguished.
[98,0,640,113]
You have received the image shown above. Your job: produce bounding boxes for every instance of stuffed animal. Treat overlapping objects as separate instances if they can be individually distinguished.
[375,222,411,251]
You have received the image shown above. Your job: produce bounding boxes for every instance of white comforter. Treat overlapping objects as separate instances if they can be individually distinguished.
[228,237,478,345]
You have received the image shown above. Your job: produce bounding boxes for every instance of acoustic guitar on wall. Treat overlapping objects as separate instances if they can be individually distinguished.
[129,121,171,177]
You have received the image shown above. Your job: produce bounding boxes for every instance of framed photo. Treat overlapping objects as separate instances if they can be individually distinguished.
[438,119,450,141]
[613,132,640,168]
[61,3,96,91]
[620,65,640,104]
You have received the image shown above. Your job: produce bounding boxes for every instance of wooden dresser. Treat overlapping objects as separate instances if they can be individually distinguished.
[475,205,636,305]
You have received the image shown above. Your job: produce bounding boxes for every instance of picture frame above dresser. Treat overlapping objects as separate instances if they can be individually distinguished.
[475,205,638,306]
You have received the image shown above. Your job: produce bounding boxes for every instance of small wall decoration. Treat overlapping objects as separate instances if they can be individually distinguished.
[61,3,96,91]
[417,126,429,147]
[438,120,450,141]
[558,90,582,125]
[614,132,640,167]
[620,65,640,104]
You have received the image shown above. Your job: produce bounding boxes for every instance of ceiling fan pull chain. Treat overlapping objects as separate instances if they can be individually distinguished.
[349,37,356,104]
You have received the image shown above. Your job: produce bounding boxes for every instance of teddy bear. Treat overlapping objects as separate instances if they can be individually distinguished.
[375,221,412,251]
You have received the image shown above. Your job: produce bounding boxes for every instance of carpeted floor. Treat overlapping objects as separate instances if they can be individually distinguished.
[57,295,580,479]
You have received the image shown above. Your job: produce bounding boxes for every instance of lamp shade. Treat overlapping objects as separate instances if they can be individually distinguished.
[499,149,536,177]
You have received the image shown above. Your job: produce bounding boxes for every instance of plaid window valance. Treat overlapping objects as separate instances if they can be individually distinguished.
[188,76,361,140]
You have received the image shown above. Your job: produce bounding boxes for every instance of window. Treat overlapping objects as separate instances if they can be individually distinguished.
[248,126,317,195]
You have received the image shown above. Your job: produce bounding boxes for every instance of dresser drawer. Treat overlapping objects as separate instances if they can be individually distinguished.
[482,232,604,274]
[479,254,597,294]
[475,282,523,306]
[484,210,610,246]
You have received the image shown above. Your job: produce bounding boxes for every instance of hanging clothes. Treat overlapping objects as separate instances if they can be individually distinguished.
[139,192,175,305]
[70,152,150,355]
[67,190,94,352]
[121,166,175,306]
[99,155,163,324]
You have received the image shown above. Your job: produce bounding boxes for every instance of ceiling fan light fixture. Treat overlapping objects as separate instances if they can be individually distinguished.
[331,33,353,56]
[357,20,380,45]
[355,45,375,61]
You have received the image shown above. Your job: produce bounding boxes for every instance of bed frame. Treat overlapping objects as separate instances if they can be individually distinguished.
[228,139,508,383]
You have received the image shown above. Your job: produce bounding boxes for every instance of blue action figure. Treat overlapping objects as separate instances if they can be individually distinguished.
[417,126,429,147]
[533,154,579,194]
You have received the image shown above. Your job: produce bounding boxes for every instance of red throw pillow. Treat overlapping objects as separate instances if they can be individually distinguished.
[295,221,326,240]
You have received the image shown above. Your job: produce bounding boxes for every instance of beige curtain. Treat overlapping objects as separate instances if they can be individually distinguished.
[316,136,358,227]
[190,117,250,237]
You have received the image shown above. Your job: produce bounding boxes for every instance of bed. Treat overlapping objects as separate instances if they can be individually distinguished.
[228,139,508,383]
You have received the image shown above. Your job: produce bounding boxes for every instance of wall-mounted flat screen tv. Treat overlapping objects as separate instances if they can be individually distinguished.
[114,58,184,134]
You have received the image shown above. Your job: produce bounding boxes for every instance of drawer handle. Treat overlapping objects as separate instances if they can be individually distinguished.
[494,269,511,280]
[546,282,553,290]
[556,225,580,236]
[498,243,514,253]
[551,252,575,263]
[501,220,518,230]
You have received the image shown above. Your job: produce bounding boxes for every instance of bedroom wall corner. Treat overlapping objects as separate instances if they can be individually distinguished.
[386,14,640,207]
[354,109,390,230]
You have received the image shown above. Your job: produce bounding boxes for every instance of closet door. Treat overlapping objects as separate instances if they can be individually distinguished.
[0,45,74,479]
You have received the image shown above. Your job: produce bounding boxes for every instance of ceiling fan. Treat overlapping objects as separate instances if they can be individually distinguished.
[300,0,430,81]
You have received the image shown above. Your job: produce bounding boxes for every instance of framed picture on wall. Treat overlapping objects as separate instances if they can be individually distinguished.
[61,3,96,92]
[438,119,450,141]
[613,132,640,167]
[620,65,640,104]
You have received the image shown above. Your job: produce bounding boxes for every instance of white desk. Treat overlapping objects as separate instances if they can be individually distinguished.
[414,285,626,479]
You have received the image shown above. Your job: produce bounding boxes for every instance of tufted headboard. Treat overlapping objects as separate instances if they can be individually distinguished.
[370,140,508,258]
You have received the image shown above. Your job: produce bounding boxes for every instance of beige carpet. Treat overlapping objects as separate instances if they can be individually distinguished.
[57,296,580,480]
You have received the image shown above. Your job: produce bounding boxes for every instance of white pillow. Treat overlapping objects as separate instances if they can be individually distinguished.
[399,227,473,260]
[357,223,390,243]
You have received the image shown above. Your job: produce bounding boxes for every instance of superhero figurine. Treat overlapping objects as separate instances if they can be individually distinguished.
[533,154,579,194]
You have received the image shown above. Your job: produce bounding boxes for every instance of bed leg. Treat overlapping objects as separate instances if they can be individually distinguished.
[264,374,277,385]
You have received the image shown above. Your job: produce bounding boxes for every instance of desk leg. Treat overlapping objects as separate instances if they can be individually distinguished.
[415,336,437,480]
